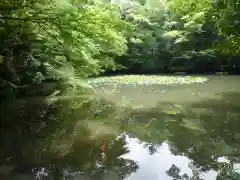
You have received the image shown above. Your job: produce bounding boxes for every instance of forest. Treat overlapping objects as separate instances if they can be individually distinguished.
[0,0,240,179]
[1,0,240,97]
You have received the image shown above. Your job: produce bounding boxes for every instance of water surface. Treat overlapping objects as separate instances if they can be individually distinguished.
[1,75,240,180]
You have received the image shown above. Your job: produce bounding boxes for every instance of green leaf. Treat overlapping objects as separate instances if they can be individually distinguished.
[164,30,183,38]
[174,37,188,44]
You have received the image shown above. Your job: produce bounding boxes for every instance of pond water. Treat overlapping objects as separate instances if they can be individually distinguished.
[1,75,240,180]
[123,135,218,180]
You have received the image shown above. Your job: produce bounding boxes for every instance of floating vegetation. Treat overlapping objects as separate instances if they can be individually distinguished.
[88,75,209,85]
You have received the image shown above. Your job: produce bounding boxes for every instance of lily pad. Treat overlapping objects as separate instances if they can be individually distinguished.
[88,75,209,85]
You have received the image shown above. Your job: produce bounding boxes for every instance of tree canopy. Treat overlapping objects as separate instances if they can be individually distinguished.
[0,0,240,179]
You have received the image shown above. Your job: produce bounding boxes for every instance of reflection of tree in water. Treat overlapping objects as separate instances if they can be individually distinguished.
[86,135,139,180]
[166,164,184,179]
[142,143,159,155]
[166,163,203,180]
[123,92,240,179]
[0,93,138,180]
[166,162,240,180]
[0,127,138,179]
[2,86,240,179]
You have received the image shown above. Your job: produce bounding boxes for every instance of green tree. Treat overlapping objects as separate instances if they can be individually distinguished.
[0,0,132,178]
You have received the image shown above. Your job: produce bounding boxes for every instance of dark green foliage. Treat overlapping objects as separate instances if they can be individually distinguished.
[104,0,240,74]
[0,0,240,179]
[0,0,131,177]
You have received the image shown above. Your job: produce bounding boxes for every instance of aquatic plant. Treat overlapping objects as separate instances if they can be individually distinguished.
[88,75,209,85]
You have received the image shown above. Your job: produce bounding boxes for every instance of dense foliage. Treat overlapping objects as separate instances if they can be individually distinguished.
[0,0,131,177]
[105,0,240,74]
[0,0,240,179]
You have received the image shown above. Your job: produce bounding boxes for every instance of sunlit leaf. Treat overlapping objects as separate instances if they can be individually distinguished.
[192,11,205,20]
[181,15,190,20]
[174,37,188,44]
[164,30,183,38]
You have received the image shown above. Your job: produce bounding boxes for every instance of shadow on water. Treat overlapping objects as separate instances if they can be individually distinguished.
[1,80,240,179]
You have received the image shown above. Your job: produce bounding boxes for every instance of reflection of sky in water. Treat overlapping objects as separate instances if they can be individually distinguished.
[122,135,217,180]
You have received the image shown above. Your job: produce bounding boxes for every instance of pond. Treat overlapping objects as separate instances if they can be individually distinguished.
[1,75,240,180]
